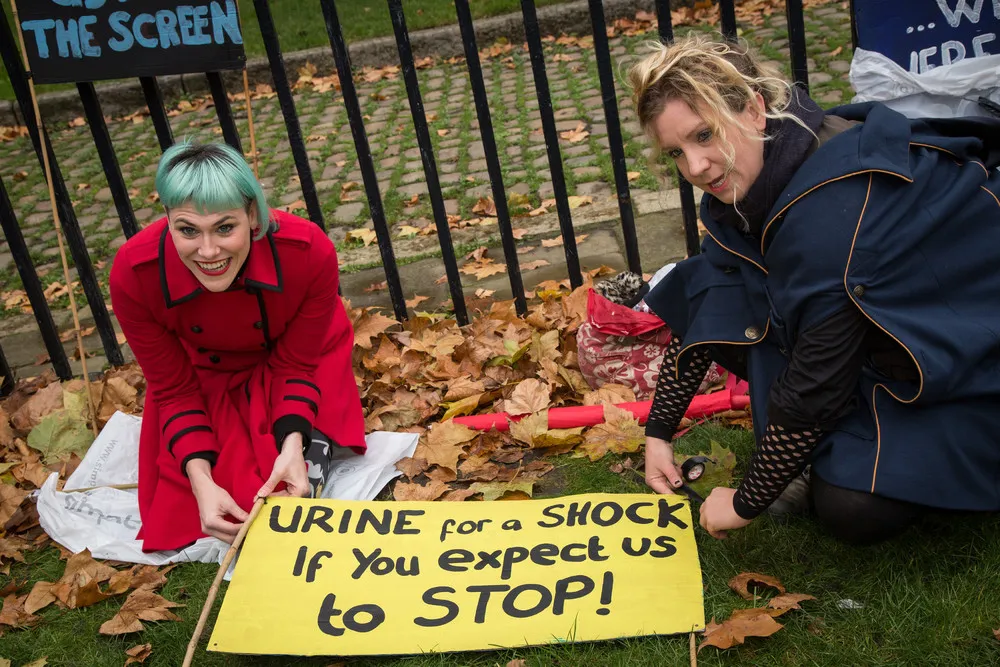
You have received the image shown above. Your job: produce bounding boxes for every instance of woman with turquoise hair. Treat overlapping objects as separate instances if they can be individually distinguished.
[110,141,366,551]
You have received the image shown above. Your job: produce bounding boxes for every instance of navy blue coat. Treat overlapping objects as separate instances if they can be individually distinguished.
[646,103,1000,510]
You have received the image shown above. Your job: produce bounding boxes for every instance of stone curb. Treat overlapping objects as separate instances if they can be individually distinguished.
[1,0,653,127]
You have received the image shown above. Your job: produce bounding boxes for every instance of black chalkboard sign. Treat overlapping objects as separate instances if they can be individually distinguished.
[17,0,247,84]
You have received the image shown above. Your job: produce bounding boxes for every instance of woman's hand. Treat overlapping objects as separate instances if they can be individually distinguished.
[699,487,752,539]
[643,436,685,494]
[187,459,249,543]
[257,432,310,499]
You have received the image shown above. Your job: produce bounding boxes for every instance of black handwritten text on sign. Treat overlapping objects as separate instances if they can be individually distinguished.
[17,0,246,84]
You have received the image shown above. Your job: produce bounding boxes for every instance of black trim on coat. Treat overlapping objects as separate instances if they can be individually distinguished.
[244,231,284,293]
[159,226,203,309]
[287,378,320,394]
[284,395,319,415]
[167,425,213,457]
[162,409,207,433]
[180,451,219,477]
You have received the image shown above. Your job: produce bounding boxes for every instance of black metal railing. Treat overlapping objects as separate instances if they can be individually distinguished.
[0,0,816,392]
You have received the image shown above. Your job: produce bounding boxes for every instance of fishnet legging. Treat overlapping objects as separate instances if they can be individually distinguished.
[645,337,712,441]
[733,422,821,519]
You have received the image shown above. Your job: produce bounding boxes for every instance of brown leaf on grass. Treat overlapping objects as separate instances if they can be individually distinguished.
[506,379,551,416]
[829,45,843,57]
[107,564,177,595]
[22,659,47,667]
[994,628,1000,642]
[0,483,28,527]
[345,228,377,246]
[507,660,528,667]
[698,611,784,652]
[729,572,786,600]
[99,589,183,635]
[767,592,816,613]
[124,643,152,665]
[471,197,497,217]
[59,577,114,609]
[0,594,41,629]
[24,581,56,614]
[61,549,118,585]
[578,405,644,461]
[392,480,449,501]
[583,384,637,407]
[395,457,429,479]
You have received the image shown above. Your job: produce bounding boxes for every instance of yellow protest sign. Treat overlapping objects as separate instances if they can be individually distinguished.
[210,493,705,656]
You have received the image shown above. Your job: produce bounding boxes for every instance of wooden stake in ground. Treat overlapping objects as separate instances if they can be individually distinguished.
[182,496,266,667]
[690,630,697,666]
[10,0,99,436]
[241,68,260,178]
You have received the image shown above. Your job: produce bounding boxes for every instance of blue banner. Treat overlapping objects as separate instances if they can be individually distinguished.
[853,0,1000,73]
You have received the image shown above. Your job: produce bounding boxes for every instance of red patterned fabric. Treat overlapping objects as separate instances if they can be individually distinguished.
[577,290,673,399]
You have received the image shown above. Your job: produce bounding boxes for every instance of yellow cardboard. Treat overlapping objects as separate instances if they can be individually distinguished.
[210,493,705,656]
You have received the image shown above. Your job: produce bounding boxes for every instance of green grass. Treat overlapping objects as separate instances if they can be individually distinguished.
[5,423,1000,666]
[0,0,570,101]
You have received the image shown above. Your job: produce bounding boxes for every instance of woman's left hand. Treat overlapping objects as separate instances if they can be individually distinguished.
[699,487,752,539]
[257,432,310,499]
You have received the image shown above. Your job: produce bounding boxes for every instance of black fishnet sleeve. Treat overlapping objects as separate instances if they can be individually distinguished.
[645,336,712,441]
[732,423,822,519]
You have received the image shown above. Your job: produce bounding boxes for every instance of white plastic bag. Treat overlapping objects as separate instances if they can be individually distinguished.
[850,47,1000,118]
[36,412,418,568]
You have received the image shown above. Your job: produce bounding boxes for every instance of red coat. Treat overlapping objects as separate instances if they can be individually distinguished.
[109,211,365,551]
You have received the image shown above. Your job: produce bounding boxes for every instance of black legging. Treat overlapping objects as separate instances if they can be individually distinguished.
[810,471,927,545]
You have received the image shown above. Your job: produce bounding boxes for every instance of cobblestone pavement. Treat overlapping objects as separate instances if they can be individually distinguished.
[0,1,853,318]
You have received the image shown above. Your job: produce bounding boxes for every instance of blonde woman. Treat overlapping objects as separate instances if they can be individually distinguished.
[630,35,1000,544]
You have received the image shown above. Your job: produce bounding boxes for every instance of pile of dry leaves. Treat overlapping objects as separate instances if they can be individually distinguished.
[0,280,751,656]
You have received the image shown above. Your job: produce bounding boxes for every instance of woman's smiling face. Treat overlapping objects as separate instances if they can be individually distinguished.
[167,204,254,292]
[652,94,767,204]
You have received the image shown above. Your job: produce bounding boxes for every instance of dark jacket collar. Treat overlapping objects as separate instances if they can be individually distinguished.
[159,226,283,309]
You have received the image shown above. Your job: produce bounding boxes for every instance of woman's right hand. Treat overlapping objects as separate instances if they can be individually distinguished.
[187,460,249,543]
[644,436,685,494]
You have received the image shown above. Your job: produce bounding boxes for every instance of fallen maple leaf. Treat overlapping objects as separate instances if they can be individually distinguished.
[521,259,550,271]
[729,572,786,600]
[0,594,40,629]
[124,643,152,665]
[441,488,477,502]
[395,457,429,479]
[405,295,429,309]
[560,122,589,143]
[471,197,497,217]
[345,228,377,247]
[0,483,28,526]
[353,311,398,349]
[578,405,644,461]
[767,592,816,612]
[699,611,783,652]
[509,411,549,447]
[0,536,28,572]
[99,589,183,635]
[583,384,636,407]
[392,479,449,501]
[417,420,477,470]
[567,195,593,209]
[506,378,551,416]
[440,393,483,421]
